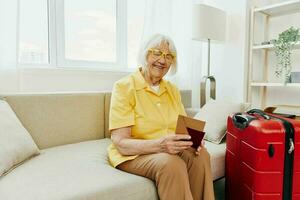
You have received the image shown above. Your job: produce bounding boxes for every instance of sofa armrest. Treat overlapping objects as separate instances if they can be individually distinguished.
[185,108,200,118]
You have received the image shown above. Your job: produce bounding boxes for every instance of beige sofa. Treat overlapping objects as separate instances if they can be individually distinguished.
[0,91,225,200]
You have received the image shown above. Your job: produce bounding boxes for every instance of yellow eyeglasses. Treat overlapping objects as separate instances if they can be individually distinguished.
[148,48,176,62]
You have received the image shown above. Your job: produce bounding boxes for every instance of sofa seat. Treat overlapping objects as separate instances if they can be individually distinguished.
[205,141,226,181]
[0,139,158,200]
[0,138,226,200]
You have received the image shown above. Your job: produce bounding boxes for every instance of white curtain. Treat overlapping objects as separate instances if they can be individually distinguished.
[0,0,18,69]
[0,0,21,94]
[141,0,201,93]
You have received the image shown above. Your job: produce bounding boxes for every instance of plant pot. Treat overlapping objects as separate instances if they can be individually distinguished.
[283,74,292,84]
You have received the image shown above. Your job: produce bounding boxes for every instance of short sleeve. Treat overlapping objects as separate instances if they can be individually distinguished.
[109,82,135,131]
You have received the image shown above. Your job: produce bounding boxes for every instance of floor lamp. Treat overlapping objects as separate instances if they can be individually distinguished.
[192,4,226,107]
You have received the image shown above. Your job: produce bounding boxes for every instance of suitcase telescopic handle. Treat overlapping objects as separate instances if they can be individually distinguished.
[247,109,271,120]
[232,113,256,129]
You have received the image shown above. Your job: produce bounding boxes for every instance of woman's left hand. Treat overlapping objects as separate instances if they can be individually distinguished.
[195,139,205,156]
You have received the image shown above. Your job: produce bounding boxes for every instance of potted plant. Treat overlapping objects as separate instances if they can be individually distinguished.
[272,26,300,83]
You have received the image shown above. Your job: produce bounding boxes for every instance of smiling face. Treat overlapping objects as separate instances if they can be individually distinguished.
[144,41,175,85]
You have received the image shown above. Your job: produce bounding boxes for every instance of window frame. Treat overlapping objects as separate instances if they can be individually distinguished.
[18,0,130,71]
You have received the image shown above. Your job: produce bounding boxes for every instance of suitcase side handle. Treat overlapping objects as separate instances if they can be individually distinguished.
[247,109,271,120]
[232,113,256,129]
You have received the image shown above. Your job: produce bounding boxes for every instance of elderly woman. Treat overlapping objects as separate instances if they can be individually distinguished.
[108,34,215,200]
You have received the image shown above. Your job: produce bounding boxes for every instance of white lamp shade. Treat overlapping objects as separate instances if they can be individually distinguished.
[192,4,226,41]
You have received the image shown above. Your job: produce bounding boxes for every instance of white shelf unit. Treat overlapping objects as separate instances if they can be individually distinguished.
[251,82,300,87]
[253,0,300,16]
[252,41,300,50]
[247,0,300,108]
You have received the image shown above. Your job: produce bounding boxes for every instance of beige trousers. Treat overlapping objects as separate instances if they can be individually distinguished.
[117,148,215,200]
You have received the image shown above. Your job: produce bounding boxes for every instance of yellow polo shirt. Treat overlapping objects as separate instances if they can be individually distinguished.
[107,68,186,167]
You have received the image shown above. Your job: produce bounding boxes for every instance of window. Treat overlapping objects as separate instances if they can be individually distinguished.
[18,0,49,64]
[18,0,146,70]
[64,0,116,63]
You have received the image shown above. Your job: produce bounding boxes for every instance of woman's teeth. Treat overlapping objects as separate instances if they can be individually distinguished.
[154,65,163,69]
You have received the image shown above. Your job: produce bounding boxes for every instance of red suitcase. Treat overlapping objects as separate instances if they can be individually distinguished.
[226,109,300,200]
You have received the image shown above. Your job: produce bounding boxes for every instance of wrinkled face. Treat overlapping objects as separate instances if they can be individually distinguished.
[146,41,175,81]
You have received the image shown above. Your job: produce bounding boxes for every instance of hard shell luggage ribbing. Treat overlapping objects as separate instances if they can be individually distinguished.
[226,109,300,200]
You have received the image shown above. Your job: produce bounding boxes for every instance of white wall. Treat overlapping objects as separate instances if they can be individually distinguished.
[0,68,129,94]
[191,0,248,108]
[0,70,20,93]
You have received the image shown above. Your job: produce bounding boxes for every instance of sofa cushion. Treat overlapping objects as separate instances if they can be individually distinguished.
[0,139,158,200]
[0,100,40,177]
[194,99,244,144]
[205,141,226,180]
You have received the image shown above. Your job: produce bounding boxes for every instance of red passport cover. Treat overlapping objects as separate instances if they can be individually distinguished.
[175,115,206,149]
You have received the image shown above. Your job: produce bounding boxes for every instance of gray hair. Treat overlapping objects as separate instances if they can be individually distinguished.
[137,33,177,75]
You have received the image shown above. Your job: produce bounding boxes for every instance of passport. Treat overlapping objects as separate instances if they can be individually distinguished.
[175,115,206,149]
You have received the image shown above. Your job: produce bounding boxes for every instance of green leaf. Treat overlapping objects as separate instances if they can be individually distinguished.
[272,26,300,83]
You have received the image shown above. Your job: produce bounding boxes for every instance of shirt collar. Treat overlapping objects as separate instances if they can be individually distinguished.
[132,68,147,90]
[133,68,168,95]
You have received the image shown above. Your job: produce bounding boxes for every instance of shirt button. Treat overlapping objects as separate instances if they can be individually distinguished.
[156,102,161,106]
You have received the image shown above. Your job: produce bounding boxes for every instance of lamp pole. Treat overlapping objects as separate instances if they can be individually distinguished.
[192,4,226,107]
[208,38,211,76]
[200,38,216,108]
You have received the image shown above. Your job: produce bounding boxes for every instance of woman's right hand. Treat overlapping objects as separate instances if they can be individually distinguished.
[158,134,193,154]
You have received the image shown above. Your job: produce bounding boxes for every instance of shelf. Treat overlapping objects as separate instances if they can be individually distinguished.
[254,0,300,16]
[252,41,300,50]
[251,82,300,87]
[248,1,300,107]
